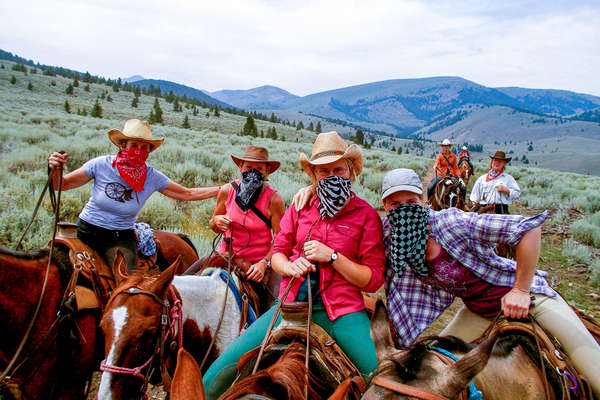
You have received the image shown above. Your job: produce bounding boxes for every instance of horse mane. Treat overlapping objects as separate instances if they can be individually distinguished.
[177,233,198,257]
[220,344,324,400]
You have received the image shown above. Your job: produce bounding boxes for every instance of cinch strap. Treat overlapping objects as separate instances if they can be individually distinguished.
[218,270,257,327]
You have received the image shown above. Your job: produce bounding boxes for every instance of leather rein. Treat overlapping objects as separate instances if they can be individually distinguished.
[99,285,183,397]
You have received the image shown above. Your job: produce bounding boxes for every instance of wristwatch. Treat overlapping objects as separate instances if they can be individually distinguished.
[263,257,271,268]
[328,251,338,265]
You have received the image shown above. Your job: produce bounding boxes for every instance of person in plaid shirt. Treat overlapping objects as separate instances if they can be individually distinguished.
[381,168,600,395]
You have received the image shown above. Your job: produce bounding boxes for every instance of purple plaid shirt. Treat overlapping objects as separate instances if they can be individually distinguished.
[383,207,554,347]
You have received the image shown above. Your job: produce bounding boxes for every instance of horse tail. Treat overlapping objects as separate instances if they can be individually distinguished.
[177,233,198,257]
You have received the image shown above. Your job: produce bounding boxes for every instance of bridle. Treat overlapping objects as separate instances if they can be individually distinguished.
[99,285,182,398]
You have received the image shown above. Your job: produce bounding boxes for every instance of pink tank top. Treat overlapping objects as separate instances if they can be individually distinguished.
[217,181,276,263]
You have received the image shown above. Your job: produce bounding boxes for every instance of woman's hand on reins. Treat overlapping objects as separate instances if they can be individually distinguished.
[303,240,334,263]
[281,257,315,278]
[212,215,232,232]
[501,288,531,319]
[48,151,68,168]
[246,260,268,282]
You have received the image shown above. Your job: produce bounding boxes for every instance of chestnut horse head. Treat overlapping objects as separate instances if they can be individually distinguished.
[219,343,326,400]
[0,245,97,400]
[430,175,465,211]
[363,302,554,400]
[98,257,244,400]
[458,160,472,187]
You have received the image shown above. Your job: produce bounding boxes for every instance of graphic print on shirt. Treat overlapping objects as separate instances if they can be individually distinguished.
[105,182,134,203]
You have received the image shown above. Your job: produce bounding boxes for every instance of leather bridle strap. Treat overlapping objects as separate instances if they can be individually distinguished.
[372,376,449,400]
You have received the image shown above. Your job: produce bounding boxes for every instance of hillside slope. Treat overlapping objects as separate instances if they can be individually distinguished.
[132,79,233,109]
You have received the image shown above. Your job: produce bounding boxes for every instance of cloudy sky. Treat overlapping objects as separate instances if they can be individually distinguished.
[1,0,599,96]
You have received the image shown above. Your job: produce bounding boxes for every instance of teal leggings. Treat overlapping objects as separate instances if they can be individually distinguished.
[203,302,377,400]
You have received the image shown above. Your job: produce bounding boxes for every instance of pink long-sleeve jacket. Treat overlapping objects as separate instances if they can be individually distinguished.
[273,195,385,321]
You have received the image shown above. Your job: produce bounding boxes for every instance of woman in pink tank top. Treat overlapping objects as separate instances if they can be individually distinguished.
[210,146,285,284]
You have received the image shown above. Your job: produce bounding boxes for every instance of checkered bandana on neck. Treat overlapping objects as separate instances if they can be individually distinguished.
[316,175,352,219]
[387,204,430,276]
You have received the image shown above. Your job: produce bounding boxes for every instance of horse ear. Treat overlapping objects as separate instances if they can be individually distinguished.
[150,255,181,297]
[113,249,129,285]
[370,300,397,363]
[443,330,500,399]
[171,348,206,400]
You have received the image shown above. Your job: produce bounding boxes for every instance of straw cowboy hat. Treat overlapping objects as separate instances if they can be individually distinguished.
[439,139,454,146]
[462,145,468,150]
[299,131,363,181]
[231,145,280,174]
[489,151,512,163]
[108,119,164,152]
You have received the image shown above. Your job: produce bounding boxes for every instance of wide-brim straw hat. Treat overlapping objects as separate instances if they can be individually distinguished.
[299,131,363,181]
[439,138,453,146]
[489,151,512,163]
[231,145,280,174]
[108,119,164,152]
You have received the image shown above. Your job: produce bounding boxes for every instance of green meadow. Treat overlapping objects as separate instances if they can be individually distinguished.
[1,60,599,300]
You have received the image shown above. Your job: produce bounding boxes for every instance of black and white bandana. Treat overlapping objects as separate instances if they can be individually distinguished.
[387,204,430,276]
[316,175,352,219]
[235,169,265,211]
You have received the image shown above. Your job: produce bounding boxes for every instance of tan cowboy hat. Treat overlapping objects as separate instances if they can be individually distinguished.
[439,138,453,146]
[108,119,164,152]
[231,145,280,174]
[299,131,363,181]
[489,151,512,163]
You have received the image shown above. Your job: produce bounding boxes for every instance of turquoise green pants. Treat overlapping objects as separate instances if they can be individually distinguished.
[203,302,377,400]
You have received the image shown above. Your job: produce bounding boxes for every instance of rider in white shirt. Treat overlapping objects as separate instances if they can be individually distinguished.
[470,151,520,214]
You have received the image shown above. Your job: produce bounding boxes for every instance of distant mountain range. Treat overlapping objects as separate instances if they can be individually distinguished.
[210,77,600,138]
[132,79,233,109]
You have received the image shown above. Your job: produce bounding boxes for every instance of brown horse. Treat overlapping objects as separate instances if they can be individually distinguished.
[429,174,466,211]
[363,302,577,400]
[458,159,472,187]
[0,245,98,400]
[0,229,197,399]
[98,259,250,399]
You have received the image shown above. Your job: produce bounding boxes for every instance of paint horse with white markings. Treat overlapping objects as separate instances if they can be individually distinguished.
[98,254,254,400]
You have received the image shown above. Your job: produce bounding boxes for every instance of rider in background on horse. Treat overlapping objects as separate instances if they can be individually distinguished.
[47,119,219,272]
[470,150,520,214]
[185,145,285,295]
[202,132,386,399]
[426,139,466,202]
[458,145,474,173]
[381,168,600,396]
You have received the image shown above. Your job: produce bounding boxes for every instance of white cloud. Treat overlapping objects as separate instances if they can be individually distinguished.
[1,0,598,96]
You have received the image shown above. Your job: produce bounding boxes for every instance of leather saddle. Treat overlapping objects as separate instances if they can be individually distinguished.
[235,302,366,399]
[52,222,159,311]
[474,318,597,400]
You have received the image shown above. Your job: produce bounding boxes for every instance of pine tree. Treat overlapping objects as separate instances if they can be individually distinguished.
[131,96,139,108]
[50,80,56,86]
[269,113,277,123]
[80,107,88,116]
[112,82,119,92]
[84,84,90,92]
[173,98,181,112]
[296,121,304,130]
[107,95,113,102]
[354,129,364,145]
[149,109,156,123]
[73,79,79,87]
[242,116,258,136]
[193,106,198,116]
[307,122,314,131]
[152,98,163,123]
[214,106,220,117]
[27,82,33,91]
[206,112,210,118]
[64,100,71,114]
[182,115,191,128]
[65,83,73,94]
[91,99,103,118]
[315,121,322,134]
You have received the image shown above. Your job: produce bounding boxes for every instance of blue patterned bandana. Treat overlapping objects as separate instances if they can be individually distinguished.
[387,204,429,276]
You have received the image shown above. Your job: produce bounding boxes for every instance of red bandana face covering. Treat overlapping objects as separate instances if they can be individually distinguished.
[112,148,149,192]
[486,169,503,182]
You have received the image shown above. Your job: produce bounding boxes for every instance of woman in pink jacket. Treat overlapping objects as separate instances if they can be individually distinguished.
[203,132,386,399]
